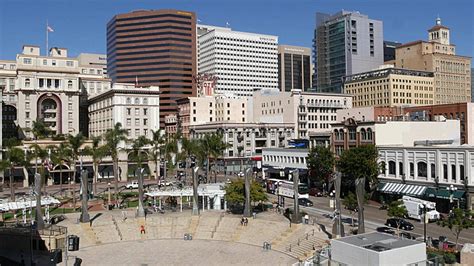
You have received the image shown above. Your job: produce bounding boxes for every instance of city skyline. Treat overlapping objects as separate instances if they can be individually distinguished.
[0,0,473,60]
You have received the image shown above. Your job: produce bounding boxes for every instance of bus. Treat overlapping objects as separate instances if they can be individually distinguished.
[266,179,309,199]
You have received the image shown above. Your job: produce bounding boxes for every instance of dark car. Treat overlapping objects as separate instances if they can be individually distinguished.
[376,226,395,235]
[309,188,323,197]
[385,218,414,231]
[399,232,416,240]
[298,198,313,207]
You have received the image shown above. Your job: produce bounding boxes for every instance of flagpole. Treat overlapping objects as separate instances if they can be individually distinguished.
[46,20,49,56]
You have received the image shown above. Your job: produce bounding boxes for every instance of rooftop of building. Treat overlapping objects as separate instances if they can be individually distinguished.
[332,232,423,252]
[344,67,434,83]
[198,25,278,40]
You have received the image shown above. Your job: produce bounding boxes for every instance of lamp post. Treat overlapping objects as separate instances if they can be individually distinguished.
[244,168,252,218]
[192,167,200,216]
[448,184,457,211]
[290,170,300,224]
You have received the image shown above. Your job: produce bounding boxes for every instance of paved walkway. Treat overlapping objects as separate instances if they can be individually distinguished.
[71,239,296,265]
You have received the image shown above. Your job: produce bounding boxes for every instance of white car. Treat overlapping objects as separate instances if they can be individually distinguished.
[126,181,139,189]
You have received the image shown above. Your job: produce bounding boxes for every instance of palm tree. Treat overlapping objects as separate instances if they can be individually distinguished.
[83,136,108,196]
[0,143,27,201]
[31,144,49,190]
[32,119,52,140]
[67,133,85,210]
[128,136,149,217]
[163,133,178,179]
[180,137,200,184]
[104,123,128,207]
[199,133,227,182]
[150,129,165,181]
[49,142,72,196]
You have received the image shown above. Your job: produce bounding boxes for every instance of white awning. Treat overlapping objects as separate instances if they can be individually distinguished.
[0,196,60,212]
[379,182,427,197]
[145,183,226,198]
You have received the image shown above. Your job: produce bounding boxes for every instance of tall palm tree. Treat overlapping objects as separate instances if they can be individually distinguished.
[31,144,49,191]
[129,136,149,217]
[199,133,227,182]
[67,133,85,210]
[83,136,108,196]
[31,119,52,140]
[163,133,178,179]
[0,143,28,201]
[150,129,165,181]
[104,123,128,207]
[49,142,72,196]
[180,137,200,184]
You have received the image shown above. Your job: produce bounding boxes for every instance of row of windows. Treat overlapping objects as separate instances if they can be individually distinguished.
[386,160,466,181]
[264,155,306,165]
[22,58,75,67]
[110,43,192,54]
[113,48,192,57]
[107,31,192,45]
[114,19,191,29]
[116,67,192,74]
[112,24,192,35]
[333,128,373,141]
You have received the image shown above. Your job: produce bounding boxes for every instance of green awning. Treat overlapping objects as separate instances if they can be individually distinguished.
[425,188,465,199]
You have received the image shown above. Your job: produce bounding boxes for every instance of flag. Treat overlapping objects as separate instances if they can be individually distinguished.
[47,25,54,32]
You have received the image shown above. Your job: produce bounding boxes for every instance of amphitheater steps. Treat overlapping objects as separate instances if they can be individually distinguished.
[187,216,200,237]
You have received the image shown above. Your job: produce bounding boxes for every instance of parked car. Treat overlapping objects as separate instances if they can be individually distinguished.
[298,198,314,207]
[309,188,323,197]
[376,226,395,235]
[399,232,416,240]
[385,218,414,231]
[126,181,139,189]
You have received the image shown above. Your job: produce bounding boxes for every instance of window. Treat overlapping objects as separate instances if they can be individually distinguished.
[23,58,32,64]
[26,112,30,118]
[66,61,74,67]
[143,98,148,105]
[431,164,436,179]
[360,128,366,140]
[39,79,44,88]
[135,108,139,116]
[349,128,356,141]
[417,162,427,178]
[54,79,60,88]
[68,102,73,110]
[127,108,131,115]
[135,118,140,126]
[135,98,140,104]
[52,60,56,66]
[126,118,131,126]
[143,108,148,115]
[367,128,373,140]
[135,129,140,136]
[25,78,30,87]
[43,59,47,65]
[460,165,465,180]
[409,163,414,177]
[67,80,73,89]
[25,102,30,109]
[144,129,148,136]
[143,119,148,125]
[443,164,448,180]
[388,161,396,175]
[451,165,456,181]
[126,98,131,104]
[399,162,404,175]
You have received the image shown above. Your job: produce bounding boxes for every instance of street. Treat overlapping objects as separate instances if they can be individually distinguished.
[269,193,474,245]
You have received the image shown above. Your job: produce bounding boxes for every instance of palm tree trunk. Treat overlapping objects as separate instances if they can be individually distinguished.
[10,167,15,201]
[72,163,76,210]
[155,157,160,183]
[60,168,63,196]
[113,157,119,208]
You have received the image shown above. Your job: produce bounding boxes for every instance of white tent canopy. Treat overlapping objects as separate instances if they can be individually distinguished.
[145,183,226,198]
[0,196,60,212]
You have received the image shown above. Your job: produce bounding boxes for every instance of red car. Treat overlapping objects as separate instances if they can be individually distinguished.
[309,188,323,197]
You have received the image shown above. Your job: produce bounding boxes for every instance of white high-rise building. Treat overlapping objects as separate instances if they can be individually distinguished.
[198,25,279,96]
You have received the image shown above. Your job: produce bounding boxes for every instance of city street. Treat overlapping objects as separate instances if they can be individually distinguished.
[269,194,474,245]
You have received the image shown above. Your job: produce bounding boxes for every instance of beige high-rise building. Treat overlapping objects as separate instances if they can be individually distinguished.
[394,17,471,104]
[344,66,435,108]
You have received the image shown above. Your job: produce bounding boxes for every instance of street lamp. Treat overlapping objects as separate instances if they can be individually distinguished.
[448,184,457,211]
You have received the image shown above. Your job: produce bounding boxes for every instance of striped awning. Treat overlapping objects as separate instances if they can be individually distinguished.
[378,182,427,197]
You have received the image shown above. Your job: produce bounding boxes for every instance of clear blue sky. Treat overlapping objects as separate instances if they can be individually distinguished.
[0,0,473,60]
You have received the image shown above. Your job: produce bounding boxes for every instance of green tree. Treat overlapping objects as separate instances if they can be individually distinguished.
[224,178,267,206]
[32,119,52,139]
[150,129,166,180]
[199,133,227,182]
[83,136,108,196]
[67,132,85,188]
[180,137,200,183]
[0,143,28,201]
[343,192,358,227]
[387,200,408,235]
[128,136,150,217]
[307,146,335,190]
[49,142,72,196]
[337,145,382,234]
[437,208,474,250]
[104,123,128,206]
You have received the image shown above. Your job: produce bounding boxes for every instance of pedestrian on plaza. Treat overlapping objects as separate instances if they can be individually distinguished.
[241,217,245,226]
[244,218,248,226]
[140,225,146,234]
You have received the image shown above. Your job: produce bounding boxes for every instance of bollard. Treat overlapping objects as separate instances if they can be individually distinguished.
[298,239,300,246]
[312,229,315,236]
[289,244,292,252]
[306,233,308,240]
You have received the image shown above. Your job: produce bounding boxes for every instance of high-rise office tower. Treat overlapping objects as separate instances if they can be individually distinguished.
[107,9,197,127]
[394,17,471,104]
[313,11,384,93]
[198,25,278,96]
[278,45,312,92]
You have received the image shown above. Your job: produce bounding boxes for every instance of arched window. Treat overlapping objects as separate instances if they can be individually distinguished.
[135,98,140,104]
[339,129,345,140]
[410,163,414,177]
[388,161,396,175]
[460,165,465,180]
[67,80,73,89]
[349,128,356,140]
[143,98,148,105]
[431,163,436,178]
[360,128,367,140]
[451,165,456,181]
[399,162,404,175]
[126,98,131,104]
[25,78,30,87]
[417,162,427,178]
[367,128,373,140]
[334,129,339,140]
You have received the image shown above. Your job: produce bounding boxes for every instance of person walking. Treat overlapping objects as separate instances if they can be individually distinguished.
[140,225,146,234]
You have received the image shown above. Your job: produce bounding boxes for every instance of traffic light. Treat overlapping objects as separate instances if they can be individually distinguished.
[190,156,196,168]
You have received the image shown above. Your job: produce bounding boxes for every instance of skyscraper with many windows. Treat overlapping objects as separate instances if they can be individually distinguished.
[278,45,312,92]
[107,9,197,127]
[313,11,383,93]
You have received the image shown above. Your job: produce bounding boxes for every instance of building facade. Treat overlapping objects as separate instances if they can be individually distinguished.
[88,84,160,139]
[378,145,474,211]
[278,45,312,92]
[190,122,295,175]
[0,60,18,139]
[394,17,471,104]
[330,118,460,156]
[313,11,384,93]
[198,25,278,96]
[337,103,474,145]
[383,41,401,62]
[343,66,434,108]
[252,89,352,139]
[107,9,197,127]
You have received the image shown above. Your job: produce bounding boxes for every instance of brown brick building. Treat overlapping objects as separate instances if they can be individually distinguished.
[107,9,197,127]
